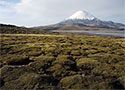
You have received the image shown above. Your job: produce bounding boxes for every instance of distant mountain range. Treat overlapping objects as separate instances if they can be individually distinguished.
[37,11,125,30]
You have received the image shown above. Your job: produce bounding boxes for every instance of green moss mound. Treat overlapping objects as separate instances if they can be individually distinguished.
[1,65,34,82]
[3,55,31,65]
[0,34,125,89]
[29,55,55,73]
[77,58,99,70]
[58,75,83,89]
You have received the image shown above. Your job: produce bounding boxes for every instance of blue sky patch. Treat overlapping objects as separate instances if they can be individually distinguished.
[4,0,20,3]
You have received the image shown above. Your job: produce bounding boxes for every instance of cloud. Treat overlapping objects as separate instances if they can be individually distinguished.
[0,0,124,27]
[0,0,12,6]
[0,0,16,22]
[15,0,44,20]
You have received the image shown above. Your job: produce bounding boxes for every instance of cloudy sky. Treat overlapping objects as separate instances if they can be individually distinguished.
[0,0,124,27]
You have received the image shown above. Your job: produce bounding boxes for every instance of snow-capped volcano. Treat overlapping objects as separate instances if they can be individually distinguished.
[58,10,124,29]
[66,11,97,20]
[37,10,125,30]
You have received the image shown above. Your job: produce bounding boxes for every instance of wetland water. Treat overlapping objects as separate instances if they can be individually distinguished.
[52,30,125,37]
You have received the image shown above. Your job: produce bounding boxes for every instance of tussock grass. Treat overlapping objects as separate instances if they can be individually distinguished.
[0,34,124,89]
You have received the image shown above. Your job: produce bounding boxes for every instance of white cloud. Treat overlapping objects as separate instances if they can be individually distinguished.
[0,0,12,6]
[13,0,45,26]
[0,0,124,27]
[0,0,16,21]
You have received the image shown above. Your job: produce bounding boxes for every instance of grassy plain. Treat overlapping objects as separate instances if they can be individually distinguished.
[0,34,125,89]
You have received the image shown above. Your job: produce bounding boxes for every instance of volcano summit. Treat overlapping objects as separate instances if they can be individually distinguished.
[38,10,125,30]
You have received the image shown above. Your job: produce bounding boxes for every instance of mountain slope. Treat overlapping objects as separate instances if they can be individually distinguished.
[65,11,97,20]
[39,10,125,30]
[0,24,57,34]
[59,11,124,29]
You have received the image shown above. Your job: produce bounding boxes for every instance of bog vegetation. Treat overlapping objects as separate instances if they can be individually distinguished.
[0,33,125,89]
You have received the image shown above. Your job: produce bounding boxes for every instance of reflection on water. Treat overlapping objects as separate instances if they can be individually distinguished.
[52,30,125,37]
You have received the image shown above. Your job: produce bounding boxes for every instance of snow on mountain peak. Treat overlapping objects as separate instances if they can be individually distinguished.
[66,10,96,20]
